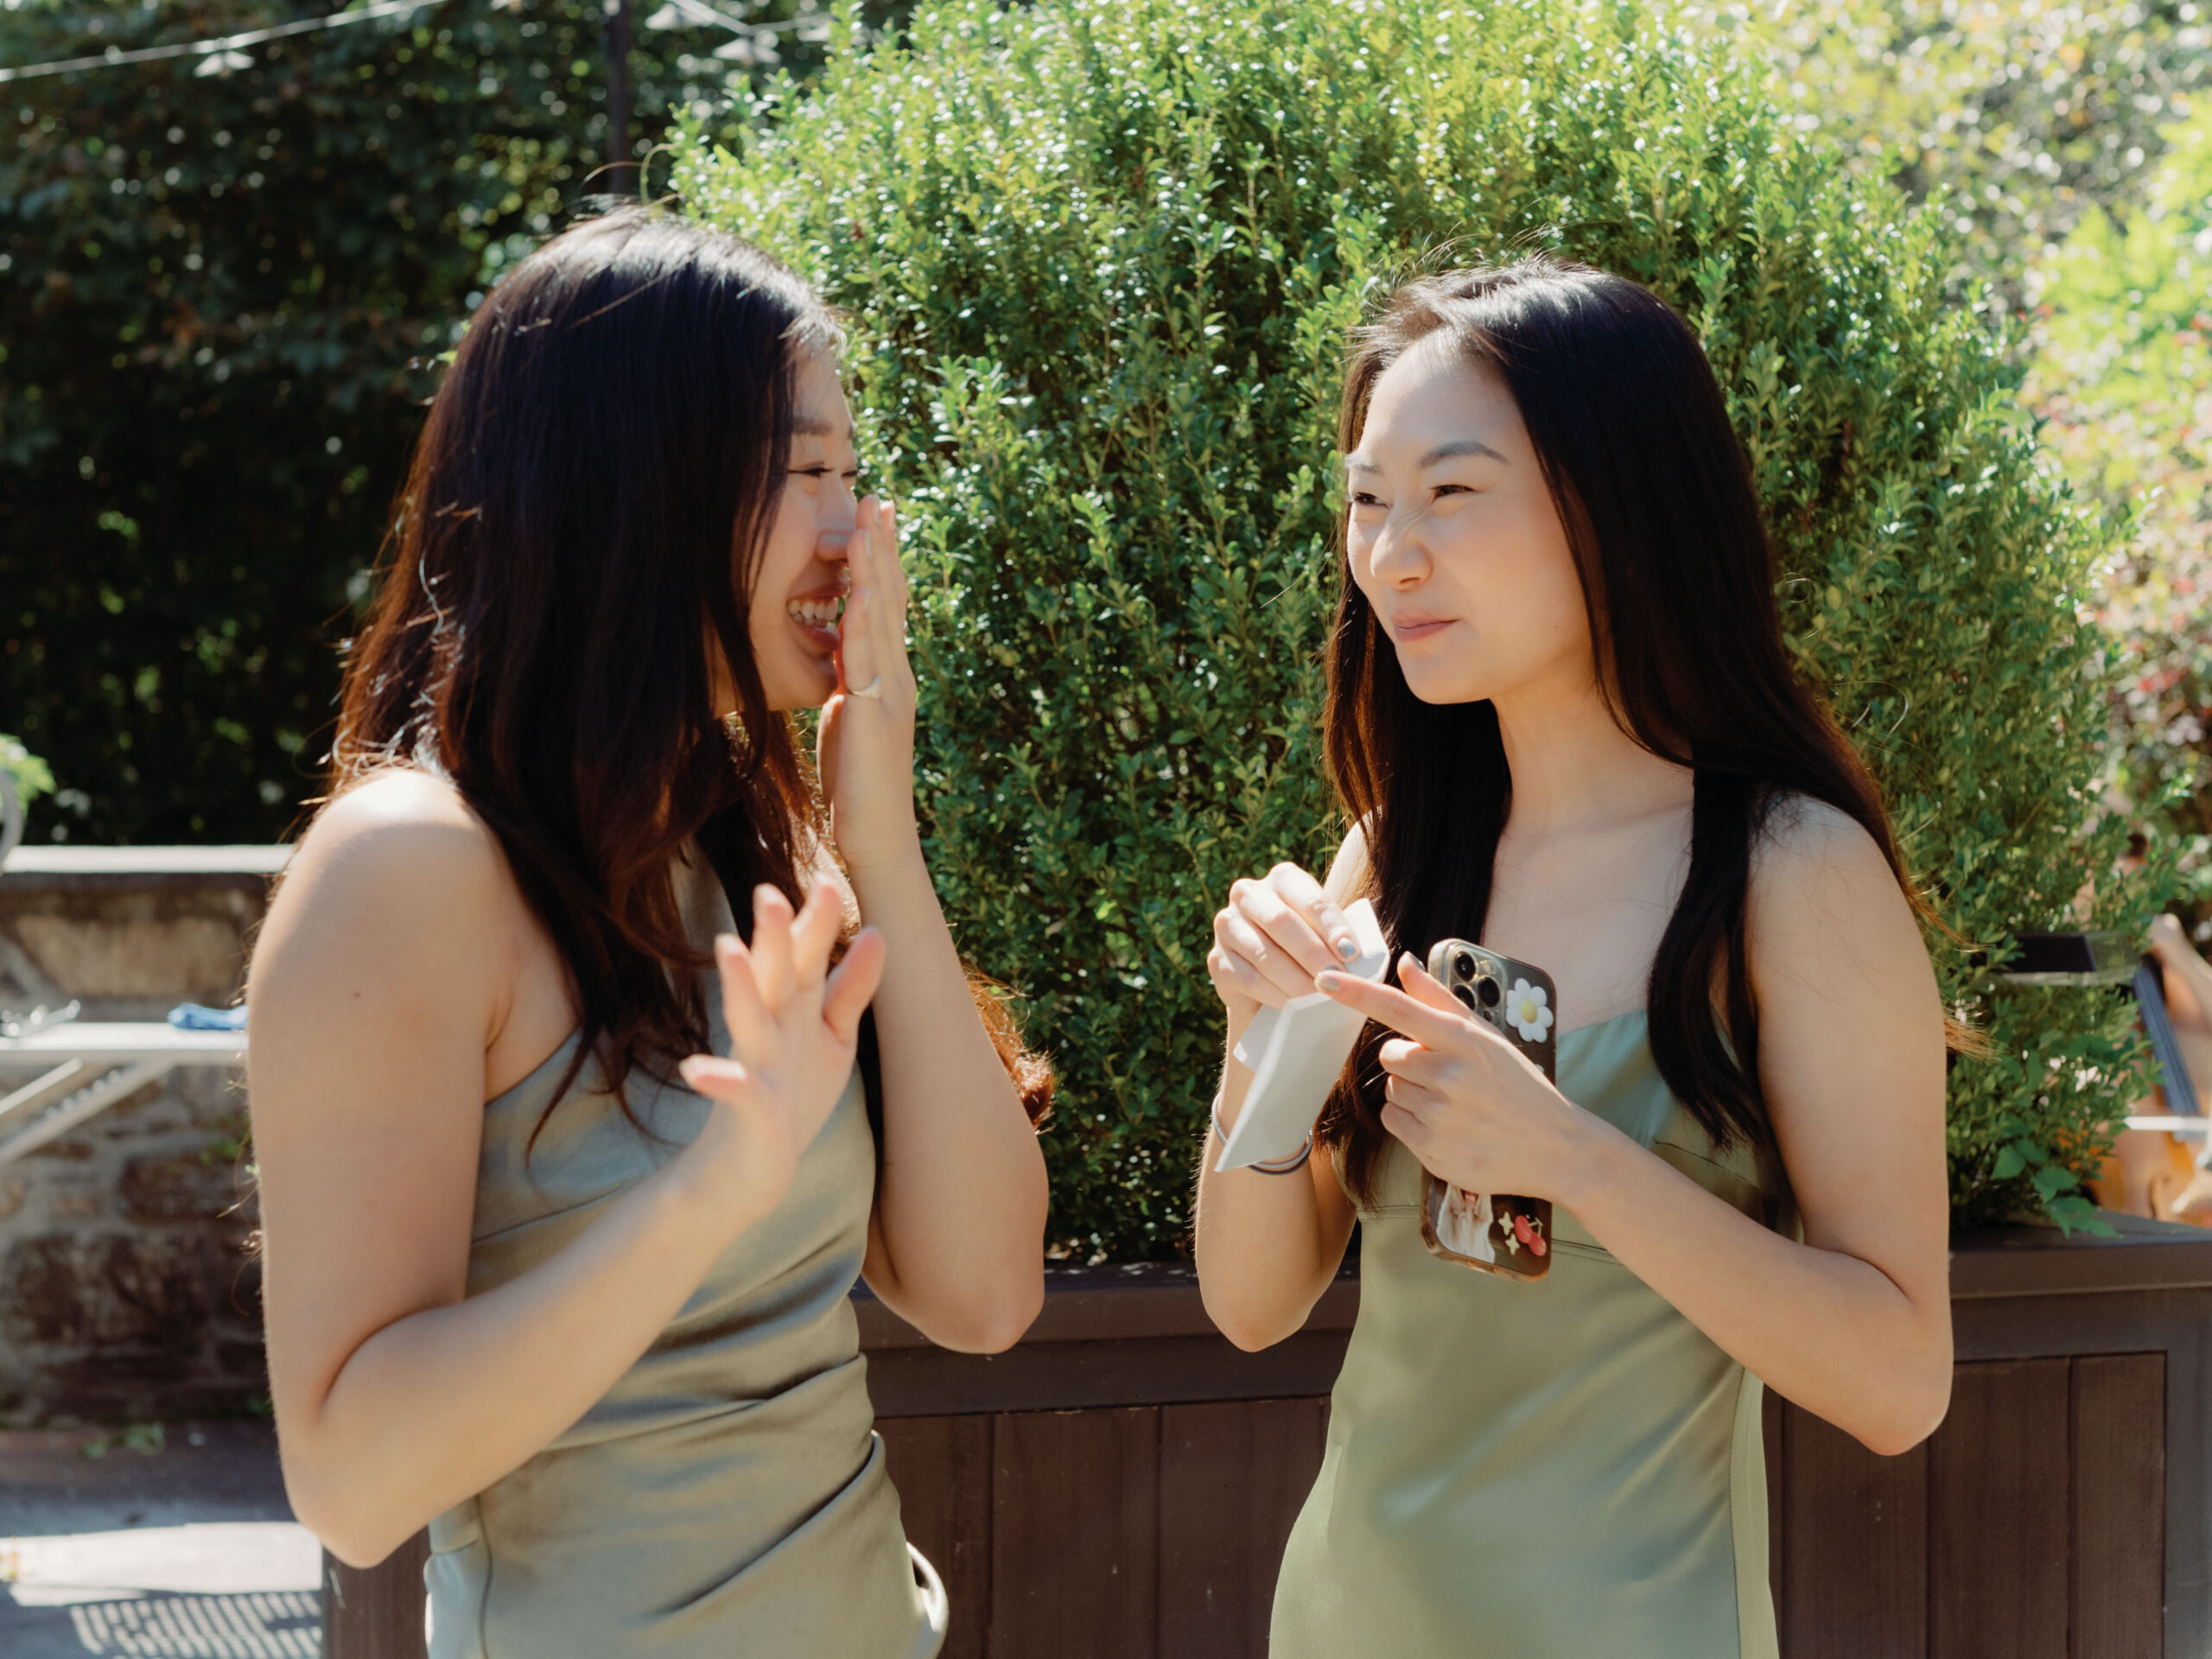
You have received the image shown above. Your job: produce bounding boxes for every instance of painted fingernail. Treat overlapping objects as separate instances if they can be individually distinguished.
[1316,971,1344,991]
[1336,936,1359,959]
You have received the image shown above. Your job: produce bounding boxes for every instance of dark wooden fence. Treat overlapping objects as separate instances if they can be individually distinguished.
[327,1217,2212,1658]
[1767,1216,2209,1659]
[861,1266,1353,1659]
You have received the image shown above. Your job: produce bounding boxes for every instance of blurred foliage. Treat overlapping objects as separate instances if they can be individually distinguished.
[1708,5,2212,949]
[0,0,861,842]
[1707,0,2209,306]
[2029,105,2212,905]
[0,731,51,802]
[677,0,2159,1254]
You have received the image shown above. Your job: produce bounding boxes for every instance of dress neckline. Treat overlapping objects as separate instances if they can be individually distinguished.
[1555,1005,1649,1043]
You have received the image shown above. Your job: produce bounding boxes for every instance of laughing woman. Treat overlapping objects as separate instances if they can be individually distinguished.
[246,208,1050,1658]
[1193,259,1955,1657]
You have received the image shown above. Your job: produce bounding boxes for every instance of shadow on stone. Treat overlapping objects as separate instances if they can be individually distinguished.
[0,1591,321,1658]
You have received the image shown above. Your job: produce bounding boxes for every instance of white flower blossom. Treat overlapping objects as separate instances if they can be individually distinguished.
[1505,978,1554,1044]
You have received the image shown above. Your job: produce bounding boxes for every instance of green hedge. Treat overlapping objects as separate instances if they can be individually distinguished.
[673,0,2163,1257]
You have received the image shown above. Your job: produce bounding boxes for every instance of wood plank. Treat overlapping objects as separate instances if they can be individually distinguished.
[322,1532,429,1659]
[1950,1220,2212,1300]
[1779,1400,1928,1659]
[856,1266,1359,1349]
[1158,1398,1328,1659]
[990,1408,1160,1659]
[865,1328,1352,1418]
[1955,1285,2212,1363]
[2159,1297,2212,1659]
[2070,1354,2164,1659]
[880,1415,994,1659]
[1929,1358,2070,1659]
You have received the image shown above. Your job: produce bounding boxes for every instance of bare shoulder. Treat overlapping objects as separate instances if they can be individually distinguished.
[257,770,515,993]
[1747,791,1936,1012]
[1751,793,1900,898]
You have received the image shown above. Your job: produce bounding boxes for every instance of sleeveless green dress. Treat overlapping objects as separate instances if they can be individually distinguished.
[1271,1010,1792,1658]
[424,856,946,1658]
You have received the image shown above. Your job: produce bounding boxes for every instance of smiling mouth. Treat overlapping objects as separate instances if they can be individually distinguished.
[785,589,847,664]
[787,594,845,632]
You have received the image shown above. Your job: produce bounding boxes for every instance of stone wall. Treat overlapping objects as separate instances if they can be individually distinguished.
[0,849,283,1422]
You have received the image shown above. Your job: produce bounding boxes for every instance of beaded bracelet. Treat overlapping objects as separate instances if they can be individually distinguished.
[1210,1093,1314,1175]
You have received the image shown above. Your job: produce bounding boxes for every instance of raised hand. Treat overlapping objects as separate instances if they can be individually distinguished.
[1207,861,1367,1019]
[676,878,887,1233]
[817,497,918,874]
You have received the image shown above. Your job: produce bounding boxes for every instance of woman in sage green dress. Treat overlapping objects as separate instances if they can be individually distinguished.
[247,208,1051,1656]
[1194,258,1955,1656]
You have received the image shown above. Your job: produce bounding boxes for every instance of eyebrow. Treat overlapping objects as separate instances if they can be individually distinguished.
[791,416,857,442]
[1419,437,1506,467]
[1344,436,1508,474]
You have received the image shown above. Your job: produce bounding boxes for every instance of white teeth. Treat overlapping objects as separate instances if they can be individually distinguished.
[787,597,843,629]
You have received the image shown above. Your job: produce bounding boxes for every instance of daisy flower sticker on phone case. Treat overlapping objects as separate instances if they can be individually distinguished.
[1506,978,1554,1043]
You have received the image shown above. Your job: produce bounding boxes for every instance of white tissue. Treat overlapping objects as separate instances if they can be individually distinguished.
[1217,897,1392,1172]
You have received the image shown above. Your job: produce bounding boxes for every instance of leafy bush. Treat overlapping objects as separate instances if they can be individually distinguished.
[0,0,883,843]
[673,0,2161,1255]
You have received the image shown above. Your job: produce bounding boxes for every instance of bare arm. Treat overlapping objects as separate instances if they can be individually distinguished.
[1191,833,1367,1351]
[819,499,1048,1352]
[851,845,1049,1352]
[1320,803,1952,1455]
[251,777,880,1565]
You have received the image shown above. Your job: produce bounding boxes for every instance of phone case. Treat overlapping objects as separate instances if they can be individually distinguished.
[1416,938,1557,1282]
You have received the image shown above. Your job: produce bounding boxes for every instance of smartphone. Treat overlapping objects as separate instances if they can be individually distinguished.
[1416,938,1556,1283]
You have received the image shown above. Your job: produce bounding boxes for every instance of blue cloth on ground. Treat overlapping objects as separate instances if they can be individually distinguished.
[168,1003,247,1032]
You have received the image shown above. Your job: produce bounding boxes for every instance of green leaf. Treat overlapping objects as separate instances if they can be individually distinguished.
[2031,1162,2080,1201]
[2045,1193,2118,1238]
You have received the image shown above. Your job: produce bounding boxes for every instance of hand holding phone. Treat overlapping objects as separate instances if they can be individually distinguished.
[1416,939,1557,1284]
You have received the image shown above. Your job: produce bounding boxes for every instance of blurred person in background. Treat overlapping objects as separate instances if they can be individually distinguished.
[2093,912,2212,1224]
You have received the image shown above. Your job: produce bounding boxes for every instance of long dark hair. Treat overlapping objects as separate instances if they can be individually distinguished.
[321,206,1049,1138]
[1318,257,1934,1202]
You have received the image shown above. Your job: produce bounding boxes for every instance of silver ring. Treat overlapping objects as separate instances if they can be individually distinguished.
[847,676,884,701]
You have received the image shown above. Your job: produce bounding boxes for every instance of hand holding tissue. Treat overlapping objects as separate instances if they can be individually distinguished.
[1217,898,1392,1173]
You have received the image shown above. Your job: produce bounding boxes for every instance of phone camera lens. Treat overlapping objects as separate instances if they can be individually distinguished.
[1476,977,1502,1009]
[1452,950,1476,979]
[1451,985,1477,1012]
